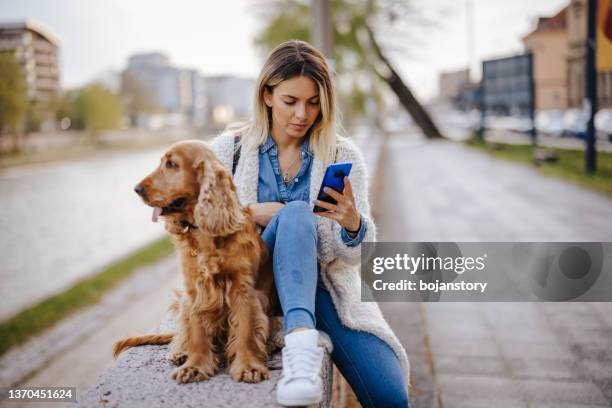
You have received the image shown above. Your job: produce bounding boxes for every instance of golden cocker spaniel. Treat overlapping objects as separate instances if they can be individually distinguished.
[113,140,277,384]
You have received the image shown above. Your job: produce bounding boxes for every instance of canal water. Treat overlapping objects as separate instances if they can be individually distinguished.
[0,147,171,320]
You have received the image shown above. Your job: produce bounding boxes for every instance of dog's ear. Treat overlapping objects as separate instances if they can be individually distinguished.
[194,158,246,236]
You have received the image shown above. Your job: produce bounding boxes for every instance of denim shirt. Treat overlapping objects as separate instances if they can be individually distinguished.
[257,135,366,247]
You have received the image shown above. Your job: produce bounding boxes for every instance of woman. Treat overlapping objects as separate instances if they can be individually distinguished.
[212,40,410,408]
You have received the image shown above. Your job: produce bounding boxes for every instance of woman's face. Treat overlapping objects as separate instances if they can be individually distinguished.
[264,75,321,141]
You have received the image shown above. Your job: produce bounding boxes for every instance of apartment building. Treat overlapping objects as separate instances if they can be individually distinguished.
[0,20,60,103]
[523,7,569,110]
[566,0,612,108]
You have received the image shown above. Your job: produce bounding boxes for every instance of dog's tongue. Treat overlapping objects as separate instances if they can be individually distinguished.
[152,207,162,223]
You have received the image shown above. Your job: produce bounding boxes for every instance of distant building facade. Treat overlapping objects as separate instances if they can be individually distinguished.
[122,52,255,128]
[186,69,207,128]
[121,52,210,127]
[0,20,60,103]
[566,0,612,108]
[438,69,470,103]
[522,7,569,110]
[122,53,189,113]
[204,76,254,127]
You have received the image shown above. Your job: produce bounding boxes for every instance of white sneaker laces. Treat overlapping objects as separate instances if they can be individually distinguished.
[282,346,323,383]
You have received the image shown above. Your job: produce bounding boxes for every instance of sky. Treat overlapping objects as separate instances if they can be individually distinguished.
[0,0,569,102]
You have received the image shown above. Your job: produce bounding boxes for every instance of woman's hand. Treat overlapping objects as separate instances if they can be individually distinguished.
[248,202,285,227]
[314,177,361,233]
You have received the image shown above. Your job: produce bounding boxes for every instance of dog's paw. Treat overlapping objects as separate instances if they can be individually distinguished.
[167,351,188,366]
[229,362,270,383]
[171,365,212,383]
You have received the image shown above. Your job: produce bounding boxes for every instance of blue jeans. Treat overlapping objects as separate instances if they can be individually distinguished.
[261,201,410,408]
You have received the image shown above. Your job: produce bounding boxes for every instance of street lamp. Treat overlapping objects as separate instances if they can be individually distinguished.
[585,0,597,173]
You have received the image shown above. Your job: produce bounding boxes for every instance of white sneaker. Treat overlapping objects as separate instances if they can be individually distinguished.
[276,329,324,406]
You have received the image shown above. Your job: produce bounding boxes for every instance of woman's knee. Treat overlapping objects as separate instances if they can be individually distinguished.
[277,201,316,230]
[279,200,312,216]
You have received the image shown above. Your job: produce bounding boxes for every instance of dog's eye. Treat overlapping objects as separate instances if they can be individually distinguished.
[166,160,177,169]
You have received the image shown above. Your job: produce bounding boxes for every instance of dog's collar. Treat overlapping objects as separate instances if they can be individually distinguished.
[180,219,198,233]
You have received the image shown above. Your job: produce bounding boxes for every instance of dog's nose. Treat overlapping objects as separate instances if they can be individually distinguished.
[134,185,146,196]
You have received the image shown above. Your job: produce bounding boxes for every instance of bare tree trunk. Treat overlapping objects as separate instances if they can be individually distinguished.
[362,23,444,139]
[10,131,22,153]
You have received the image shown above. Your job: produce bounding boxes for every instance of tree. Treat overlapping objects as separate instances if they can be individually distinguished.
[253,0,443,138]
[120,72,159,126]
[54,90,83,130]
[0,52,27,152]
[74,83,123,141]
[54,91,74,126]
[24,99,47,133]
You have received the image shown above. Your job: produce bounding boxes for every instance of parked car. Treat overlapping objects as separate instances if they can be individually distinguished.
[535,110,564,137]
[595,109,612,142]
[563,108,612,142]
[562,108,588,139]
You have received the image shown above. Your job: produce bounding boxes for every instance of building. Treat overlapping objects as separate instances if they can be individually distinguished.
[185,69,207,128]
[0,20,60,103]
[122,52,192,113]
[122,53,255,128]
[122,52,214,128]
[566,0,612,108]
[204,76,254,127]
[438,69,470,103]
[522,7,569,110]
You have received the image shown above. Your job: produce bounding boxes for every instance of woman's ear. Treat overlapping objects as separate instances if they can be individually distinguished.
[194,160,245,236]
[263,87,273,108]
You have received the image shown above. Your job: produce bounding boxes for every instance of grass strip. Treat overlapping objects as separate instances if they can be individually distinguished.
[464,136,612,196]
[0,236,174,357]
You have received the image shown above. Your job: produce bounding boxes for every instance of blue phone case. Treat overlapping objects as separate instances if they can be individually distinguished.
[313,162,353,212]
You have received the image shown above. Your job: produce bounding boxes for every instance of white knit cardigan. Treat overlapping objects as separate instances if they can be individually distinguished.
[211,131,411,384]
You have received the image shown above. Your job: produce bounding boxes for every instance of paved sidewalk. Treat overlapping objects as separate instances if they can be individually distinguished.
[376,133,612,407]
[0,255,182,401]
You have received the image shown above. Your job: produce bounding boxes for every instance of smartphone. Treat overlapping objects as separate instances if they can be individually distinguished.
[313,162,353,212]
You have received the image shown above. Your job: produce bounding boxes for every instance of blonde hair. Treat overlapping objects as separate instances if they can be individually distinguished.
[232,40,340,164]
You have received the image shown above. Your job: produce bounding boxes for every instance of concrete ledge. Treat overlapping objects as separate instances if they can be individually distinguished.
[78,130,383,407]
[79,316,333,407]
